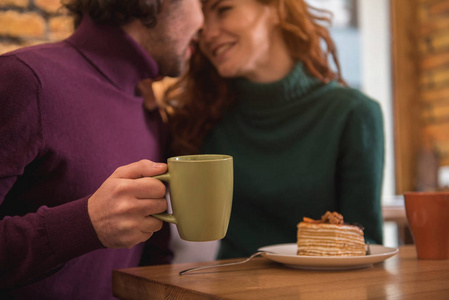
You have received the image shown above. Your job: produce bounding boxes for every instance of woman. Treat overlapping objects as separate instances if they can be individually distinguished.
[163,0,384,259]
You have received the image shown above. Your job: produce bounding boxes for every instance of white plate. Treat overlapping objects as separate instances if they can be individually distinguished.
[258,243,399,270]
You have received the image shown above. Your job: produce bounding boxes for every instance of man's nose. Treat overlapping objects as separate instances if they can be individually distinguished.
[199,21,219,44]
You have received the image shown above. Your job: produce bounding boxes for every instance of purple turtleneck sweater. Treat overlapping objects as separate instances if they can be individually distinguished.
[0,16,171,299]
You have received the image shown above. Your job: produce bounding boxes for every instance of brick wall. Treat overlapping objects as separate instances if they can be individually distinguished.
[0,0,73,55]
[418,0,449,166]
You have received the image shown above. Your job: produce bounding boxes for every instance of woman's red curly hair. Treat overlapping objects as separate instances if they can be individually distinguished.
[162,0,345,155]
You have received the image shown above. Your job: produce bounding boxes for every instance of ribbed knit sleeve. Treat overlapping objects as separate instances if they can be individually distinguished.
[0,56,42,200]
[336,90,385,244]
[0,56,103,289]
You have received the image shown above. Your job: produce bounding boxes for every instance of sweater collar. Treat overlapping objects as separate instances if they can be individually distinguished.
[232,62,323,109]
[66,15,159,95]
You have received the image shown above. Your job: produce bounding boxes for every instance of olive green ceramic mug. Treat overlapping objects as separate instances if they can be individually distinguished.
[152,154,233,241]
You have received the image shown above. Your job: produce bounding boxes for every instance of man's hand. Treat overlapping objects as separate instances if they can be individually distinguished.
[88,160,168,248]
[138,77,163,111]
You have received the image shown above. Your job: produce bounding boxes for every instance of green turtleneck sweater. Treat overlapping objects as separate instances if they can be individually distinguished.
[201,63,385,259]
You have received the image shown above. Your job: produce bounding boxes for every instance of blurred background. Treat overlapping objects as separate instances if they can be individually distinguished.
[1,0,448,258]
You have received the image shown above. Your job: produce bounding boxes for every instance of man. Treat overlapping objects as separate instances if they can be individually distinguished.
[0,0,203,298]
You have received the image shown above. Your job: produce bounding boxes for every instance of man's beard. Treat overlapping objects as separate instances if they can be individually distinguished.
[158,54,186,78]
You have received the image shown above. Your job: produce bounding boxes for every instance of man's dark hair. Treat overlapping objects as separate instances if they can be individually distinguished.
[61,0,163,28]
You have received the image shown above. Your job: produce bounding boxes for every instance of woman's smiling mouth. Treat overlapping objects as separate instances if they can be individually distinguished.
[214,43,234,56]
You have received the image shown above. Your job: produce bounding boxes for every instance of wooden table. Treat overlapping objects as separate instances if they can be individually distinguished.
[113,245,449,299]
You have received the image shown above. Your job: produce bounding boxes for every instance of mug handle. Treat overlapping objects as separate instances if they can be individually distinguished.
[151,173,178,225]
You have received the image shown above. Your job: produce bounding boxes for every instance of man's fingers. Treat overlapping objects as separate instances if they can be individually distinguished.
[139,216,164,233]
[137,198,168,217]
[133,177,167,199]
[138,78,158,111]
[112,159,167,179]
[112,177,166,199]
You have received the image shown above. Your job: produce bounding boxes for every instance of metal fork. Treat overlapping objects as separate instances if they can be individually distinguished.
[179,251,270,275]
[180,244,372,275]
